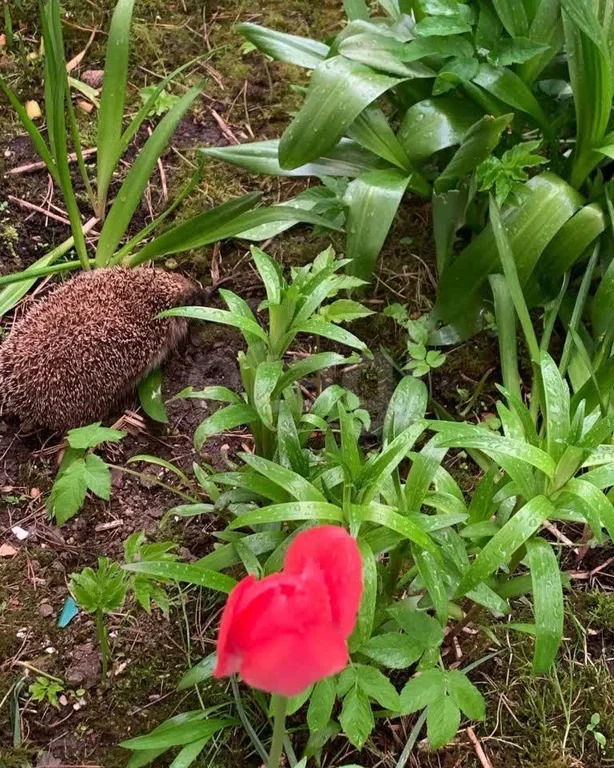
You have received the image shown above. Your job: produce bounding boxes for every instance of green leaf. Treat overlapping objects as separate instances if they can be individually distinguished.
[491,37,550,66]
[178,653,217,690]
[307,677,337,733]
[447,670,485,719]
[343,169,411,280]
[160,306,266,341]
[122,561,236,593]
[96,84,202,266]
[339,32,436,78]
[70,557,127,613]
[415,16,472,35]
[253,361,283,428]
[360,633,423,669]
[436,113,513,192]
[202,139,385,178]
[400,669,444,713]
[363,503,440,557]
[239,453,327,502]
[279,56,403,170]
[67,423,126,450]
[540,351,570,461]
[293,316,368,352]
[526,537,564,674]
[355,664,401,710]
[351,538,378,649]
[383,376,428,445]
[359,423,426,503]
[96,0,136,210]
[83,454,111,501]
[427,694,461,749]
[193,404,258,450]
[320,300,374,324]
[169,385,243,404]
[413,547,448,625]
[398,95,484,164]
[562,478,614,543]
[138,368,168,424]
[339,686,374,749]
[458,495,555,595]
[238,22,329,68]
[251,246,282,304]
[47,459,88,525]
[168,739,208,768]
[227,502,344,529]
[492,0,528,36]
[121,718,235,750]
[472,63,549,130]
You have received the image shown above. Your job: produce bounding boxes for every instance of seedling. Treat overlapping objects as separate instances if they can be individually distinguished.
[28,677,64,709]
[47,423,126,525]
[69,558,128,680]
[384,304,446,378]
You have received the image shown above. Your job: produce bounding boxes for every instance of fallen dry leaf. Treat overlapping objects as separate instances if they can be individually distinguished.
[0,543,18,558]
[26,100,42,120]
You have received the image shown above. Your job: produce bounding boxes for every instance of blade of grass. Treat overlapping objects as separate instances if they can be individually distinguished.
[489,274,522,402]
[96,0,136,216]
[95,84,203,266]
[526,537,564,673]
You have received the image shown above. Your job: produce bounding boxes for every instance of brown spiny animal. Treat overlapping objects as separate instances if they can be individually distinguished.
[0,267,199,432]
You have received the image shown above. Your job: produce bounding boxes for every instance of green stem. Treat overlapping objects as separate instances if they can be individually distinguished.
[95,610,110,680]
[267,695,288,768]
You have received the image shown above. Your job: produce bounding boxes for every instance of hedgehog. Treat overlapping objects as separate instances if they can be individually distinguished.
[0,267,200,432]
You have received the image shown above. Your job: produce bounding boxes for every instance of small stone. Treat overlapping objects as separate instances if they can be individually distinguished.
[39,602,54,618]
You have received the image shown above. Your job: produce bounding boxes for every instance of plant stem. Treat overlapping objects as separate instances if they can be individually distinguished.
[267,695,288,768]
[95,610,110,680]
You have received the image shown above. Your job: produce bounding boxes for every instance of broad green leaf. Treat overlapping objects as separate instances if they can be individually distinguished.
[359,422,426,502]
[138,368,168,424]
[563,478,614,542]
[492,0,528,36]
[178,653,217,690]
[253,361,283,428]
[239,453,327,502]
[320,300,374,323]
[307,677,337,733]
[48,460,88,525]
[427,695,461,749]
[540,351,570,461]
[169,739,208,768]
[169,385,243,404]
[388,604,444,650]
[193,404,258,450]
[122,561,236,593]
[202,139,386,178]
[197,531,286,572]
[277,352,357,393]
[227,502,344,529]
[383,376,428,445]
[403,35,474,62]
[436,113,513,192]
[355,664,401,710]
[238,22,329,68]
[83,454,111,501]
[436,173,584,337]
[400,669,444,713]
[96,0,135,210]
[121,718,235,750]
[447,670,485,720]
[339,686,374,749]
[251,246,282,304]
[458,495,555,595]
[351,539,378,649]
[526,537,564,674]
[293,316,369,352]
[279,56,403,169]
[428,422,555,476]
[413,547,448,625]
[339,32,435,78]
[360,633,423,669]
[343,169,411,280]
[415,16,471,35]
[67,423,125,450]
[160,306,266,341]
[363,503,440,556]
[348,104,417,173]
[398,96,484,164]
[472,63,549,130]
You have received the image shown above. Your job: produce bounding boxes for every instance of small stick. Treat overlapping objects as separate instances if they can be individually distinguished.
[6,148,97,176]
[210,108,240,144]
[466,727,494,768]
[8,196,71,226]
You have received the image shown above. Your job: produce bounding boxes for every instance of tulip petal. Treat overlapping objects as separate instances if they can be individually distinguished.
[284,525,363,638]
[240,623,348,697]
[214,574,257,678]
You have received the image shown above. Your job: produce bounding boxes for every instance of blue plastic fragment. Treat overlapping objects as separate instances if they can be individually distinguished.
[57,597,79,628]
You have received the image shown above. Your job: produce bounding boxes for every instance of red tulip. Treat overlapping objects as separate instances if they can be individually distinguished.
[214,525,363,697]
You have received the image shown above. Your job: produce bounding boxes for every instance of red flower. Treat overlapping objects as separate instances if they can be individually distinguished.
[214,526,363,697]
